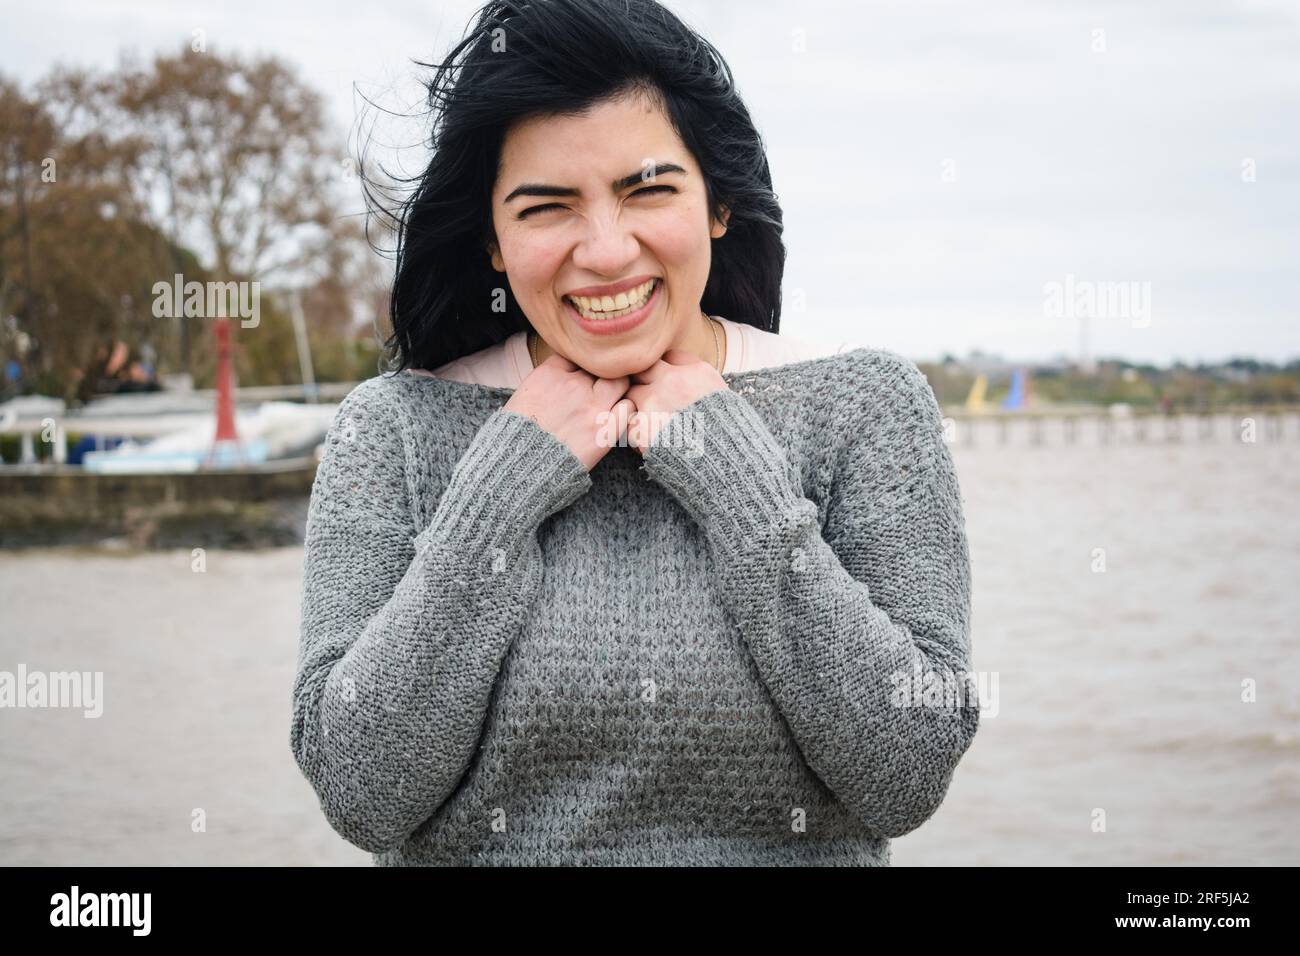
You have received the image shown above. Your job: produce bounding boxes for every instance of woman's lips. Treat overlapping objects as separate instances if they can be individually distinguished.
[564,277,662,336]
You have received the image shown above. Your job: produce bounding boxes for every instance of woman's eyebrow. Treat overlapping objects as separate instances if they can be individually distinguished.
[503,162,686,203]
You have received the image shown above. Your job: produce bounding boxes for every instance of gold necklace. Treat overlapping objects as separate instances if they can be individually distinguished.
[705,311,721,371]
[528,311,721,371]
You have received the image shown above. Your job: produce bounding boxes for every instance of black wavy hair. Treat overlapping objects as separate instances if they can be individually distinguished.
[363,0,786,373]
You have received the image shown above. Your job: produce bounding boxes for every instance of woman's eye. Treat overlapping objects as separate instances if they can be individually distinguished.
[518,185,675,219]
[519,203,563,219]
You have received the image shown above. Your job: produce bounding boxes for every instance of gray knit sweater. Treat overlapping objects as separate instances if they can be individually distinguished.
[290,347,979,866]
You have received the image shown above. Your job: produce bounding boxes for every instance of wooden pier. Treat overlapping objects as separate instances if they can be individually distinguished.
[940,406,1300,447]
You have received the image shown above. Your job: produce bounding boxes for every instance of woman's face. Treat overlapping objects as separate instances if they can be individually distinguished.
[488,90,728,380]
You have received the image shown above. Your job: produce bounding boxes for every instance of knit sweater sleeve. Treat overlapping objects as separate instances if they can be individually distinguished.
[639,356,979,839]
[290,378,592,853]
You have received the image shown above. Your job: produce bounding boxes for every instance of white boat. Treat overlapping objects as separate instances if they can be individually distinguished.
[81,401,336,473]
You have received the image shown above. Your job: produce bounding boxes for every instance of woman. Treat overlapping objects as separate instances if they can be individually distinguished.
[291,0,979,866]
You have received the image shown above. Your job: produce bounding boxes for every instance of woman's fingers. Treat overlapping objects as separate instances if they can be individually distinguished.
[542,352,580,373]
[593,374,631,402]
[608,397,635,450]
[596,397,637,454]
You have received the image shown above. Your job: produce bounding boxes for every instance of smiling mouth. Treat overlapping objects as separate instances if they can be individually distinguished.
[564,278,660,320]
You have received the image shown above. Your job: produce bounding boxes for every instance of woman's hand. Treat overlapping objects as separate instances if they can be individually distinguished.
[623,348,728,455]
[503,353,635,472]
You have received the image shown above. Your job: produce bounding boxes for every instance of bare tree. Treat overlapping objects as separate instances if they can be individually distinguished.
[117,43,346,284]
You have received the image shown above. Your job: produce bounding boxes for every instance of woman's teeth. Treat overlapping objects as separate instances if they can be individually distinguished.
[566,278,658,320]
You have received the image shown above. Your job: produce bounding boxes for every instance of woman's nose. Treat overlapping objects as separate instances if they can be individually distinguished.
[571,210,640,274]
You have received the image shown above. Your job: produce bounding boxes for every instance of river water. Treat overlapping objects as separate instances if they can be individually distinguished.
[2,425,1297,865]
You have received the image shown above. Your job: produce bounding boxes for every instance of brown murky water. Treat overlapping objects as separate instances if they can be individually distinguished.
[3,429,1298,865]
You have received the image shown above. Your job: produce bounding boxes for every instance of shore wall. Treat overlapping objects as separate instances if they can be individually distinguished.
[0,458,317,549]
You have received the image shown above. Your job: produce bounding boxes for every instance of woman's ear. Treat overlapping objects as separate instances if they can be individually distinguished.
[486,240,505,272]
[710,202,730,240]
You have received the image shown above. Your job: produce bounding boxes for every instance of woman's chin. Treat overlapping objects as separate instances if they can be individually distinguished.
[571,342,663,380]
[574,359,639,381]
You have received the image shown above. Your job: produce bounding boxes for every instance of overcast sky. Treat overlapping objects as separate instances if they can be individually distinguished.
[3,0,1297,364]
